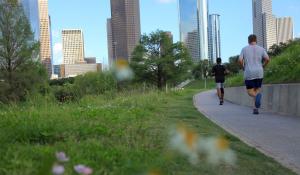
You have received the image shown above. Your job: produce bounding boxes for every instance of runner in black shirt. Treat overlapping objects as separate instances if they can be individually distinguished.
[212,58,228,105]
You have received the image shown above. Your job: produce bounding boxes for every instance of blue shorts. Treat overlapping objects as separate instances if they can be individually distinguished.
[245,79,263,89]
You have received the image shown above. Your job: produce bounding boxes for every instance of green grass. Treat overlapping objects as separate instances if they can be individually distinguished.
[0,83,296,175]
[185,78,215,89]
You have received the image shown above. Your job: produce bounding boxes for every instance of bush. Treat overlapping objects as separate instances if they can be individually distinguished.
[226,74,244,87]
[49,77,75,86]
[74,72,117,96]
[0,62,47,103]
[51,72,118,102]
[264,40,300,84]
[52,84,81,103]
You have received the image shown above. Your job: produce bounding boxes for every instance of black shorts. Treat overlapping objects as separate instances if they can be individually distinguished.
[245,79,263,89]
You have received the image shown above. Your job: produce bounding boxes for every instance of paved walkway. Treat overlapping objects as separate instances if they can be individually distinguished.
[194,90,300,174]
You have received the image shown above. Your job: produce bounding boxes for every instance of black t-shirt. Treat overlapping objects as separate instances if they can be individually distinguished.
[212,64,226,83]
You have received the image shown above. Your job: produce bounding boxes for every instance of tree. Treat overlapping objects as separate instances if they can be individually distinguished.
[0,0,47,102]
[268,42,289,57]
[130,30,192,89]
[192,60,211,79]
[224,55,240,75]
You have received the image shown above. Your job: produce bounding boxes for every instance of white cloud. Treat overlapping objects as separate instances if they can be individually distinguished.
[156,0,176,4]
[53,43,62,55]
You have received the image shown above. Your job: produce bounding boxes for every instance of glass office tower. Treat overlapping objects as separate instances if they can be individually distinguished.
[178,0,209,62]
[20,0,40,40]
[208,14,221,64]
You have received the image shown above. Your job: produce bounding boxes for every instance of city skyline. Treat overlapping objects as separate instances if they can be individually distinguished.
[48,0,300,66]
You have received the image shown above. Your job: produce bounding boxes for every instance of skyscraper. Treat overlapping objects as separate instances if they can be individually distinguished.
[208,14,221,64]
[253,0,277,50]
[107,18,113,68]
[62,29,85,64]
[178,0,209,62]
[109,0,141,62]
[20,0,40,40]
[38,0,52,76]
[276,17,294,44]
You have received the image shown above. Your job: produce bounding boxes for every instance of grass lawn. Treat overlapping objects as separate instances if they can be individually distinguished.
[0,80,296,175]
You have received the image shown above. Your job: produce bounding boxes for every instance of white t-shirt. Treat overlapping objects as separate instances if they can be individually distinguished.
[239,45,268,80]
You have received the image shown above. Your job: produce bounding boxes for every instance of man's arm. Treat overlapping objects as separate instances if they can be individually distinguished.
[211,66,215,76]
[239,56,244,70]
[263,55,270,68]
[239,49,245,70]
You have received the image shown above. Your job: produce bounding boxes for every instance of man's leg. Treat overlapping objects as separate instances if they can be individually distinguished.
[216,83,222,105]
[254,87,262,109]
[220,83,224,104]
[247,88,256,97]
[246,79,261,114]
[217,88,221,99]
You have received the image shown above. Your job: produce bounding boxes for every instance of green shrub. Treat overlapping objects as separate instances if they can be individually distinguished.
[226,74,244,87]
[52,84,81,103]
[49,77,75,86]
[0,62,47,103]
[74,72,117,96]
[50,72,118,102]
[264,40,300,84]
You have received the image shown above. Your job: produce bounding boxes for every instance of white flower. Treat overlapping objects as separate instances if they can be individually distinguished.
[52,165,65,175]
[169,125,200,165]
[198,137,236,165]
[56,152,69,162]
[74,164,93,175]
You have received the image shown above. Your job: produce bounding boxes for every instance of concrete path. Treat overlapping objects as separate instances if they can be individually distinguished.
[194,90,300,174]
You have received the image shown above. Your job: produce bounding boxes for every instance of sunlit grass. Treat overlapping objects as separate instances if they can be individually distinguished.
[0,82,296,175]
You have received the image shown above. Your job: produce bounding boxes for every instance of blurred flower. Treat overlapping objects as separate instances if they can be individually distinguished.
[199,137,236,165]
[74,164,93,175]
[52,164,65,175]
[170,124,237,166]
[114,59,134,81]
[56,152,69,162]
[169,124,200,164]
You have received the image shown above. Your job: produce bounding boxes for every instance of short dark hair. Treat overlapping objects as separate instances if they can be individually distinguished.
[216,58,222,64]
[248,34,257,44]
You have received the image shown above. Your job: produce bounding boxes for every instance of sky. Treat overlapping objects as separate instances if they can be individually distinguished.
[49,0,300,66]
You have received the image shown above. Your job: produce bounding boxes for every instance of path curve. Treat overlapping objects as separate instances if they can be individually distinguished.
[193,90,300,174]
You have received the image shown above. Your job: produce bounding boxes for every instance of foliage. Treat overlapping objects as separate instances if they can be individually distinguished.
[49,77,75,86]
[130,30,192,89]
[51,83,80,103]
[191,60,211,79]
[51,72,117,102]
[73,72,117,96]
[0,1,47,103]
[226,73,244,87]
[264,39,300,84]
[224,55,241,75]
[268,42,289,57]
